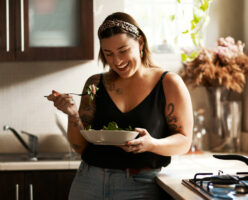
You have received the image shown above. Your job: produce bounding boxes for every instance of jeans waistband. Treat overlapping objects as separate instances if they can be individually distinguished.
[82,162,161,177]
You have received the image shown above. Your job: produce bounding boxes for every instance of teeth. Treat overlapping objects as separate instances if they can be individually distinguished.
[118,63,128,69]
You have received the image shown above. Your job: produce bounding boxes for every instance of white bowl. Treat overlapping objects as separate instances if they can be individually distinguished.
[80,130,139,145]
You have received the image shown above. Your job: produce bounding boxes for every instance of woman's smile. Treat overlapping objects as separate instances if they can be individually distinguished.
[116,62,129,71]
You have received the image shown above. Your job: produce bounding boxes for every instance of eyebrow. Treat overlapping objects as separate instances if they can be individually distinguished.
[103,45,127,52]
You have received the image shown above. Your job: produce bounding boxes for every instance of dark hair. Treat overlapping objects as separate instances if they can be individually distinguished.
[98,12,154,68]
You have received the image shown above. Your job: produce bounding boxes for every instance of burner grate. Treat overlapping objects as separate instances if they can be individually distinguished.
[182,171,248,200]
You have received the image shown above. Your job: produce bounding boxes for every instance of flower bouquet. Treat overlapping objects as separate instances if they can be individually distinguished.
[180,36,248,93]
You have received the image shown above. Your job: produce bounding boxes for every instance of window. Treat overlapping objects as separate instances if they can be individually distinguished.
[124,0,195,54]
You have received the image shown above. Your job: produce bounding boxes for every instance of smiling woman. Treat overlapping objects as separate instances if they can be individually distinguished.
[47,11,193,200]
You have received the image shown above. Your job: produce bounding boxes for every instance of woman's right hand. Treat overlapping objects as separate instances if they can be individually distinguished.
[47,90,79,117]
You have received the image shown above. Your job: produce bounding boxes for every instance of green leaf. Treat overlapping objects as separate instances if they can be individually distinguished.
[191,33,198,46]
[125,125,133,131]
[193,13,202,24]
[102,122,121,130]
[182,30,189,34]
[190,51,199,58]
[191,21,196,30]
[87,125,92,130]
[200,0,209,11]
[90,94,94,101]
[177,0,181,3]
[102,122,133,131]
[181,53,188,62]
[170,15,176,21]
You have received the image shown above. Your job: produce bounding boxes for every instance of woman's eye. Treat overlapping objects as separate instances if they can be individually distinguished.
[106,53,112,57]
[120,49,128,54]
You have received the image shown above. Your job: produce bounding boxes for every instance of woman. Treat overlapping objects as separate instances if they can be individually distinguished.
[47,12,193,200]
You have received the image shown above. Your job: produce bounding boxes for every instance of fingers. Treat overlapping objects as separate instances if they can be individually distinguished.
[120,128,154,154]
[127,128,147,146]
[46,90,76,112]
[134,127,147,134]
[55,94,74,106]
[47,90,60,101]
[121,143,144,154]
[126,137,142,146]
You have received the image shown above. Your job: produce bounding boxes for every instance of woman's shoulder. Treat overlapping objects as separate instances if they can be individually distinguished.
[149,68,180,82]
[163,71,182,82]
[85,73,102,86]
[161,71,186,91]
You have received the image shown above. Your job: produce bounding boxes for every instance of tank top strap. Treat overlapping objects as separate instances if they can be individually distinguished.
[160,71,169,80]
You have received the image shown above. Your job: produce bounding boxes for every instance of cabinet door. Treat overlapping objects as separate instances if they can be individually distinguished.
[55,170,76,200]
[0,171,25,200]
[24,171,58,200]
[24,170,76,200]
[15,0,93,61]
[0,0,15,61]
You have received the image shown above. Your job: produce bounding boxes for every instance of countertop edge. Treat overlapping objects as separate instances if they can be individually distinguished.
[156,177,185,200]
[0,160,81,171]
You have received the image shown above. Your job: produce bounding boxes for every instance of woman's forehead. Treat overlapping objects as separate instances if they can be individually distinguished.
[100,33,138,50]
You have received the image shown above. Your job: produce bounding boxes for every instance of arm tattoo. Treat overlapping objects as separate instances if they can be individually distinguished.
[166,103,182,133]
[69,116,84,129]
[78,74,100,129]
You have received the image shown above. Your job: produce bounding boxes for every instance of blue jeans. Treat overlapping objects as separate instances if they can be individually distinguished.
[69,161,170,200]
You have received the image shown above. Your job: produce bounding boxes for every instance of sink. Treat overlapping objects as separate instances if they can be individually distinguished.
[0,153,81,162]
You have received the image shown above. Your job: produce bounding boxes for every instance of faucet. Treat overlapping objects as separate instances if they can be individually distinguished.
[3,125,38,161]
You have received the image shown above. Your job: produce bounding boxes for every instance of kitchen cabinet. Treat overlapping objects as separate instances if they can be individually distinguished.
[0,170,76,200]
[0,0,93,61]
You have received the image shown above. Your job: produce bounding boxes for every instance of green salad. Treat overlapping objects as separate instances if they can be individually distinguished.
[86,84,99,101]
[87,121,133,131]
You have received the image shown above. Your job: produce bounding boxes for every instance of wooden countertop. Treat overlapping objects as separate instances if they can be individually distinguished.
[156,152,248,200]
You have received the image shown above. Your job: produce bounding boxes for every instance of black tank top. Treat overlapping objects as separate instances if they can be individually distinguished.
[81,71,171,169]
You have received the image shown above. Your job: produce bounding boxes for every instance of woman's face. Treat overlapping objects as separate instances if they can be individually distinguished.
[100,33,143,79]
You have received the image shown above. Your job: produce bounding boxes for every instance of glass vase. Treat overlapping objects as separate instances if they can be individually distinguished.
[206,87,241,152]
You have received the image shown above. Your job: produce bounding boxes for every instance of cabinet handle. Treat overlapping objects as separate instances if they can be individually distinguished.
[15,184,19,200]
[29,184,33,200]
[6,0,10,52]
[20,0,24,52]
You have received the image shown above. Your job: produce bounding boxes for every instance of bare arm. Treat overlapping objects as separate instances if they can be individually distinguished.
[67,74,101,154]
[150,72,193,155]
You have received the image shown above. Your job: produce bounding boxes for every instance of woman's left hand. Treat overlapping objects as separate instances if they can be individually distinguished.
[120,128,156,154]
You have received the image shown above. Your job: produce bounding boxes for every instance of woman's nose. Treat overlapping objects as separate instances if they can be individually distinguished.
[113,55,122,66]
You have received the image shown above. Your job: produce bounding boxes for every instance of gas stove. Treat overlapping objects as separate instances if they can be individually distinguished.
[182,154,248,200]
[182,171,248,200]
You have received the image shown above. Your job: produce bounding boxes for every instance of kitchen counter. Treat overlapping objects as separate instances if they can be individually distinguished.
[1,152,247,199]
[0,160,81,171]
[0,153,82,171]
[156,152,248,200]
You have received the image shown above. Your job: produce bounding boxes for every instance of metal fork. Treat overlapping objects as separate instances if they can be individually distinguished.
[44,92,88,97]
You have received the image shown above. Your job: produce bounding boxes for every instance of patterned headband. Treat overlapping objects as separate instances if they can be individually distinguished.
[98,19,139,38]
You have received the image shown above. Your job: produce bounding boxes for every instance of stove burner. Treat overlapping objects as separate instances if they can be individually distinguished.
[182,171,248,200]
[235,184,248,194]
[206,175,239,185]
